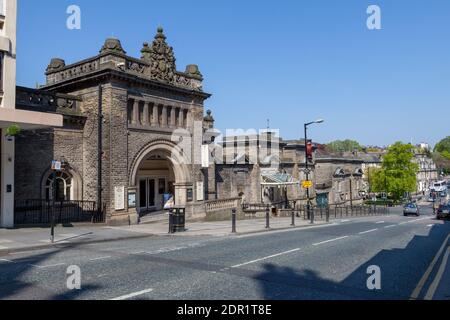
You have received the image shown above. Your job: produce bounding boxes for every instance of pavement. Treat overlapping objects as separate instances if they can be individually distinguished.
[0,214,333,255]
[0,204,449,300]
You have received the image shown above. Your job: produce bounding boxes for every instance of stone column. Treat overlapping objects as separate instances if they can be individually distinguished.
[152,103,159,127]
[162,105,168,127]
[142,101,149,126]
[132,99,140,125]
[178,108,185,127]
[170,106,176,128]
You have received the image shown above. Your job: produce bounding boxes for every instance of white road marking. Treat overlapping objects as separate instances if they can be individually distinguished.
[89,256,111,262]
[0,258,14,263]
[384,225,397,229]
[0,246,8,250]
[29,263,67,269]
[313,236,349,246]
[231,248,301,269]
[425,247,450,300]
[340,220,350,223]
[411,234,450,300]
[427,224,433,228]
[110,288,154,301]
[0,240,13,244]
[358,229,378,235]
[375,221,385,224]
[131,251,146,255]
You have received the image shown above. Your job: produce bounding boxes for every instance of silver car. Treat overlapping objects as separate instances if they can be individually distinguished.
[403,203,420,216]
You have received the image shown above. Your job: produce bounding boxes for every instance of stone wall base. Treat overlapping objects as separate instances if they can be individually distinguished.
[107,212,139,226]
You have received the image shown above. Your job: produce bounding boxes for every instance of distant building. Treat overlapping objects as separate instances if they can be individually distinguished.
[413,149,438,193]
[0,0,62,228]
[315,150,366,206]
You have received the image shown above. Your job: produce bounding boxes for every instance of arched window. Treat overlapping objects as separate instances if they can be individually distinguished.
[45,172,73,201]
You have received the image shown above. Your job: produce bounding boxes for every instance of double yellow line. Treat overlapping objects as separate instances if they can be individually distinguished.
[410,234,450,300]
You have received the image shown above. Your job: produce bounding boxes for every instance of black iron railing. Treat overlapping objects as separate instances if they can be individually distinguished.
[14,200,105,225]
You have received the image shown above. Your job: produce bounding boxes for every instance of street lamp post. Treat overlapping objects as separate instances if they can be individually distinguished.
[304,119,324,224]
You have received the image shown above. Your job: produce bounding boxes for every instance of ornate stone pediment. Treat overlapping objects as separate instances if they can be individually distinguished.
[140,27,177,83]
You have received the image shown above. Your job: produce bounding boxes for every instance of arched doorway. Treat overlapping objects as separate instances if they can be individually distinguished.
[129,140,192,216]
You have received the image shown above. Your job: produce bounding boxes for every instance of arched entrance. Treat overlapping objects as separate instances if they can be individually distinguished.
[129,140,192,215]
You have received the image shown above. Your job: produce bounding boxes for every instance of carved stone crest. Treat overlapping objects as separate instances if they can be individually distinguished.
[140,27,176,83]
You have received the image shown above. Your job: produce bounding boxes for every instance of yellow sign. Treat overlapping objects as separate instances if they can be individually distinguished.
[302,180,313,189]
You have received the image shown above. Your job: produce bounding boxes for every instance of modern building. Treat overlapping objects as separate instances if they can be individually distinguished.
[0,0,62,228]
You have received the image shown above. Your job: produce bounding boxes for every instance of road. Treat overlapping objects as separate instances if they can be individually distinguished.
[0,204,449,300]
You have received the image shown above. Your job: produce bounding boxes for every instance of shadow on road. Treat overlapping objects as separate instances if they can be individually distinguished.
[0,244,102,300]
[256,220,450,300]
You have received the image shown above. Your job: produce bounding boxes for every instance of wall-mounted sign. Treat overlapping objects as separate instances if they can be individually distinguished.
[115,186,125,211]
[201,145,210,168]
[51,161,62,171]
[196,182,204,201]
[128,192,136,208]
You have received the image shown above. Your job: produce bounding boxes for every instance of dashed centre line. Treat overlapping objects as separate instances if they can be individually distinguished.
[89,256,112,262]
[313,236,349,246]
[359,229,378,235]
[110,288,154,301]
[231,248,301,269]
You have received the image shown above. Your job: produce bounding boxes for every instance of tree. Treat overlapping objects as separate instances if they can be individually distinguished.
[326,139,363,153]
[434,136,450,154]
[433,137,450,174]
[371,142,419,200]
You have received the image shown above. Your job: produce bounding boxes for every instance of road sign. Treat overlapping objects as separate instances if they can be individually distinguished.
[51,161,62,171]
[302,180,313,189]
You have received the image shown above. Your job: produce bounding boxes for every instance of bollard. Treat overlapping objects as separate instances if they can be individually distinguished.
[232,209,237,233]
[168,211,173,234]
[310,205,314,224]
[326,207,330,223]
[266,206,270,229]
[291,210,295,227]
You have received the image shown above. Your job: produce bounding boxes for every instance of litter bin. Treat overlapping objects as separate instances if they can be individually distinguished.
[169,206,186,233]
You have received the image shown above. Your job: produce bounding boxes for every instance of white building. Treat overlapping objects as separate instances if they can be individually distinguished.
[0,0,62,228]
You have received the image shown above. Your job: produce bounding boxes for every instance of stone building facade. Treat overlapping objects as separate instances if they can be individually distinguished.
[15,28,215,225]
[315,151,366,206]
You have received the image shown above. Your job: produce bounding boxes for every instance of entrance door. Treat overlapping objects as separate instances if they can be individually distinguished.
[139,179,147,210]
[148,179,156,207]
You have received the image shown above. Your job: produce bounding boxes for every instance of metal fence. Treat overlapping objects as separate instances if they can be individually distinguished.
[14,200,105,225]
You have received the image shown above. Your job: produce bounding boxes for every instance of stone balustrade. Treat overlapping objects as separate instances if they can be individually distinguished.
[16,86,82,116]
[45,54,203,92]
[205,198,241,213]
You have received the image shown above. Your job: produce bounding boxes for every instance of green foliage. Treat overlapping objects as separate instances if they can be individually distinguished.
[370,142,419,200]
[432,152,450,175]
[434,136,450,153]
[6,124,21,137]
[326,139,363,153]
[432,137,450,174]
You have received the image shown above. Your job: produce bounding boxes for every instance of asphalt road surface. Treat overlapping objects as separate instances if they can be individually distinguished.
[0,205,449,300]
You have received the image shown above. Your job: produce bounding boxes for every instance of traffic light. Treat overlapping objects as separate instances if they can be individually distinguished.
[306,142,313,160]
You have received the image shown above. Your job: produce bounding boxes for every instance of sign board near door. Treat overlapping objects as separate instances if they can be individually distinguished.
[115,186,125,211]
[196,182,204,201]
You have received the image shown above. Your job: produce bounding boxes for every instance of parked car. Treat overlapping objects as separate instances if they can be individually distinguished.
[437,203,450,220]
[403,203,420,217]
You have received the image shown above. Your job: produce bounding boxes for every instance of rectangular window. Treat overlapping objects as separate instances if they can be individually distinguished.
[0,0,4,16]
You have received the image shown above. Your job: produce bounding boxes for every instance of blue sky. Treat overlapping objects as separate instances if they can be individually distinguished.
[16,0,450,147]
